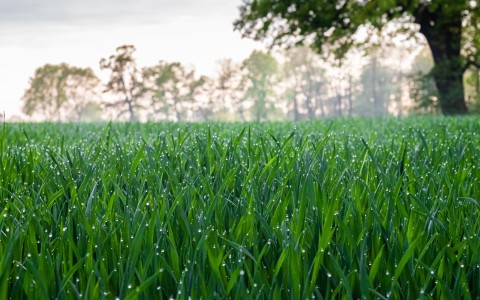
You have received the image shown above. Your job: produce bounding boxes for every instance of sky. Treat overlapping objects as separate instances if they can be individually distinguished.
[0,0,263,119]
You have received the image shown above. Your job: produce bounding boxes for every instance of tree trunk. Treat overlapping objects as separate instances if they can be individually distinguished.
[126,98,135,121]
[417,6,468,115]
[347,74,353,117]
[336,92,343,117]
[292,93,300,121]
[396,71,404,117]
[475,68,480,100]
[371,56,378,116]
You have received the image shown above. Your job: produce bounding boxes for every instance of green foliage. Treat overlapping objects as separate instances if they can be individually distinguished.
[406,45,479,114]
[242,50,278,121]
[22,64,100,121]
[235,0,476,56]
[100,45,146,121]
[465,67,480,112]
[1,118,480,298]
[235,0,479,114]
[408,46,440,113]
[143,61,208,121]
[213,58,244,120]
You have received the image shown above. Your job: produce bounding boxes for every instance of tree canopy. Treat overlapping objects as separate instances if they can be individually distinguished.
[22,64,99,121]
[242,50,278,121]
[100,45,145,121]
[143,61,208,121]
[235,0,480,114]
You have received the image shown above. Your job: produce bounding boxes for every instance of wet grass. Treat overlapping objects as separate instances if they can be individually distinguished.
[1,117,480,299]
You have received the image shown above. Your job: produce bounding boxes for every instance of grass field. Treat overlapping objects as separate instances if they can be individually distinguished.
[1,117,479,299]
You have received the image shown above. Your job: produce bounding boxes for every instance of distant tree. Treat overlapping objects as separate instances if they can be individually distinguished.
[65,68,101,121]
[464,17,480,112]
[235,0,480,115]
[356,52,396,116]
[191,76,217,121]
[465,67,480,112]
[386,46,412,117]
[283,47,327,120]
[22,63,100,121]
[324,57,357,117]
[143,61,176,120]
[143,61,207,121]
[408,46,440,113]
[214,59,244,119]
[100,45,145,121]
[241,50,278,121]
[78,101,103,122]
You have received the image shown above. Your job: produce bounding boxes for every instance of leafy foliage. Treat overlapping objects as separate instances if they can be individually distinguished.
[22,64,100,121]
[241,50,278,121]
[100,45,146,121]
[213,59,244,120]
[466,71,480,111]
[235,0,480,114]
[143,61,208,121]
[1,119,480,298]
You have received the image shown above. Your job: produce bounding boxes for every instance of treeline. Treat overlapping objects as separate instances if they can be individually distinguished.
[21,44,480,122]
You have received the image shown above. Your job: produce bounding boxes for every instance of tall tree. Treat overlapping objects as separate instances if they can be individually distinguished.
[356,52,396,116]
[100,45,145,121]
[22,63,100,121]
[65,67,101,121]
[324,58,357,117]
[191,76,217,121]
[214,59,244,119]
[241,50,278,121]
[283,47,327,120]
[465,67,480,112]
[408,46,440,113]
[235,0,480,115]
[143,61,207,121]
[463,11,480,112]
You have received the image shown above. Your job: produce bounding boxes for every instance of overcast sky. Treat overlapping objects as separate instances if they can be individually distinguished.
[0,0,263,118]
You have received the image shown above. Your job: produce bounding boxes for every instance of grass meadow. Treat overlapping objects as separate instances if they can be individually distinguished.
[1,117,479,299]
